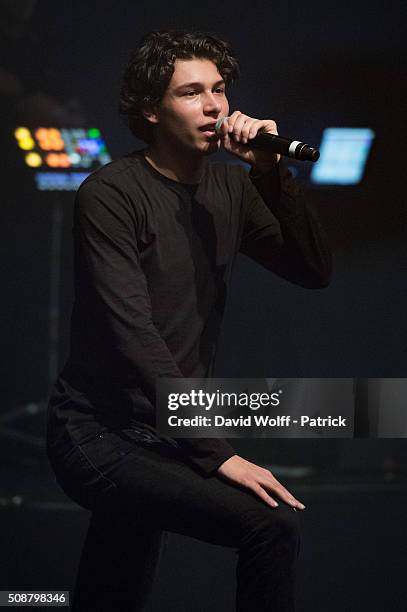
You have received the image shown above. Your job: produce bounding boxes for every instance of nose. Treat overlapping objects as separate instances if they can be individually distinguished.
[202,91,222,114]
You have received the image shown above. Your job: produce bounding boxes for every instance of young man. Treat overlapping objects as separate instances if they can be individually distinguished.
[46,30,331,611]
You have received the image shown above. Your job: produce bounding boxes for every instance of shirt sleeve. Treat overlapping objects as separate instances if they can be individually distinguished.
[75,178,235,475]
[240,160,332,288]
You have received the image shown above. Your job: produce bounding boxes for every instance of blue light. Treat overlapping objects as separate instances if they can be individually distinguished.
[311,128,375,185]
[35,172,90,191]
[77,138,101,155]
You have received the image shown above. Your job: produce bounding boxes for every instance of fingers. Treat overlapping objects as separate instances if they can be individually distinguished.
[222,112,277,145]
[248,466,305,510]
[228,111,254,144]
[251,482,279,509]
[251,480,305,511]
[218,117,251,158]
[230,112,249,142]
[217,456,304,511]
[263,474,306,510]
[222,110,241,136]
[239,118,264,144]
[219,116,230,138]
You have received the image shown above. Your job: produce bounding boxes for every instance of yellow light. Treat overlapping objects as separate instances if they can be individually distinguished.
[25,152,42,168]
[14,126,35,150]
[19,138,35,150]
[15,127,31,140]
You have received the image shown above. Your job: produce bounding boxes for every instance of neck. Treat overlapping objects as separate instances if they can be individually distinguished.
[144,137,206,184]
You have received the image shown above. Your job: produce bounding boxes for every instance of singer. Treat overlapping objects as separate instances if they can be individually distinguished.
[46,30,332,611]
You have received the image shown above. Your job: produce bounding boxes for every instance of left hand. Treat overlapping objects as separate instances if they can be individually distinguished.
[217,111,281,171]
[217,455,305,511]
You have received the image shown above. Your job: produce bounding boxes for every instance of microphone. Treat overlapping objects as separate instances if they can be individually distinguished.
[215,117,320,162]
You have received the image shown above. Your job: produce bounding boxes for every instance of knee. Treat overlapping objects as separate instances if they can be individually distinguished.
[242,504,301,556]
[274,506,301,555]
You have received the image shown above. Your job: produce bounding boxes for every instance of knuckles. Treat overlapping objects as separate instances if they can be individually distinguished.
[225,114,278,142]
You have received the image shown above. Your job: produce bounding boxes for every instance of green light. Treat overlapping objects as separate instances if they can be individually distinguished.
[88,128,101,138]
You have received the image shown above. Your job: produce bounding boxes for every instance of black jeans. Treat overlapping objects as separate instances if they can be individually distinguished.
[47,426,300,611]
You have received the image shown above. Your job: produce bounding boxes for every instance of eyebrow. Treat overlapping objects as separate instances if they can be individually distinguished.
[174,79,225,92]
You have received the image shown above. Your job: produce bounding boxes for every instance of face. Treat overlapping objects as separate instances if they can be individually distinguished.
[145,57,230,155]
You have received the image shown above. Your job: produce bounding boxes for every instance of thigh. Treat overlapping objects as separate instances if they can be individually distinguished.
[51,429,299,549]
[48,428,138,510]
[84,434,299,549]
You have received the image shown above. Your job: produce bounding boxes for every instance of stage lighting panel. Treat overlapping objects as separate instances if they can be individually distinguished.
[14,127,112,191]
[310,128,375,186]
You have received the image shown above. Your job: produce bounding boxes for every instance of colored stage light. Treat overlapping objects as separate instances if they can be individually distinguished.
[15,127,35,150]
[88,128,101,138]
[18,138,35,151]
[45,153,72,168]
[69,152,82,165]
[35,128,65,151]
[15,126,112,191]
[311,128,375,185]
[35,172,90,191]
[77,138,102,155]
[25,152,42,168]
[15,127,31,139]
[46,153,60,168]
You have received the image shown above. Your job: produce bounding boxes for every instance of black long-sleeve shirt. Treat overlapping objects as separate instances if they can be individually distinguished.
[48,149,332,475]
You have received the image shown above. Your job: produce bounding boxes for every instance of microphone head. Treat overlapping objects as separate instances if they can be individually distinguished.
[215,117,228,132]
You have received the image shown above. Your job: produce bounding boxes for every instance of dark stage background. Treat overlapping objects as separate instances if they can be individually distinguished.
[1,1,406,611]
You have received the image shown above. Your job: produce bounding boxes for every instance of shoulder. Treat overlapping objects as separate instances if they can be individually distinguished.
[74,152,149,227]
[78,150,145,195]
[74,151,149,223]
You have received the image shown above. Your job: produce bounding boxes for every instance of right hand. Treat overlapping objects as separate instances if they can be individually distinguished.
[216,455,305,510]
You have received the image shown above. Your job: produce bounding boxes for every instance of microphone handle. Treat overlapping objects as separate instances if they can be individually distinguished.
[249,132,320,162]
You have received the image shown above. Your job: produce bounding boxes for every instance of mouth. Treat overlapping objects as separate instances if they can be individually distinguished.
[199,123,218,133]
[198,123,219,141]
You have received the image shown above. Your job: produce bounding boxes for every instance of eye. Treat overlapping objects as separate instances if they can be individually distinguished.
[184,91,198,97]
[214,87,225,94]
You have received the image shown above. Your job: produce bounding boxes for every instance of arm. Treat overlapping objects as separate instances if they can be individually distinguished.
[218,111,332,288]
[242,160,332,288]
[212,114,328,506]
[75,178,235,475]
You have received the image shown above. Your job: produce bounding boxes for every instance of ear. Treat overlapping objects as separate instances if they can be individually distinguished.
[142,106,159,125]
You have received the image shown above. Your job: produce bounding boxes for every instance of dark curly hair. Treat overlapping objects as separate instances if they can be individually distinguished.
[119,30,240,144]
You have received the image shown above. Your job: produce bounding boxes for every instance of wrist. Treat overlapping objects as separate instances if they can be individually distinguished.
[216,453,238,472]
